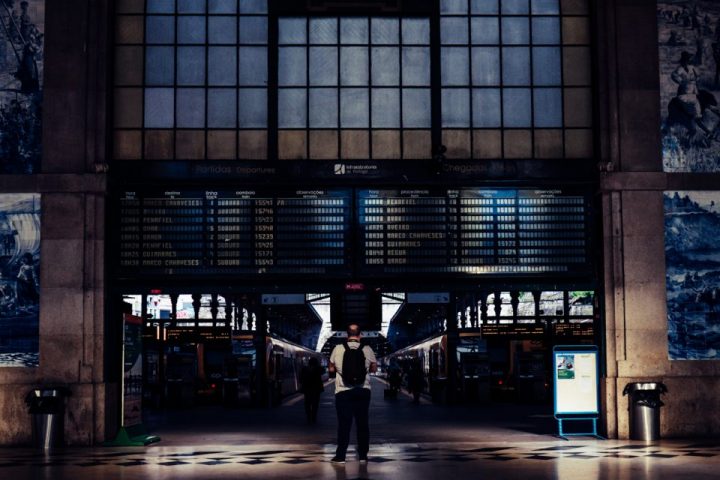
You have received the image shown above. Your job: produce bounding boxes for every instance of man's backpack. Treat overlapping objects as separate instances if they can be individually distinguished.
[341,343,367,387]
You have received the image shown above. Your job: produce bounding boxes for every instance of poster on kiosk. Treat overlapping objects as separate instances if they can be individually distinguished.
[553,345,602,439]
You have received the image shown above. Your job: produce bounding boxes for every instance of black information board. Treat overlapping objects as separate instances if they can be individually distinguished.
[119,189,352,276]
[357,189,591,276]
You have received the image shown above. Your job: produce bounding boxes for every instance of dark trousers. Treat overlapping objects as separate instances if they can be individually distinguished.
[335,388,371,459]
[304,391,321,422]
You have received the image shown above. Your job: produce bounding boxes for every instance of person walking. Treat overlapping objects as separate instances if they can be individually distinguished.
[328,324,377,464]
[300,357,324,424]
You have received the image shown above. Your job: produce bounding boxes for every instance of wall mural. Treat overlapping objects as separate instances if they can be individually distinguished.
[664,191,720,360]
[0,0,44,174]
[0,193,40,367]
[658,1,720,172]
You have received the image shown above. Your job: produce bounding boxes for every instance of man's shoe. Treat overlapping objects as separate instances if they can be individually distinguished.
[330,456,345,464]
[358,456,368,464]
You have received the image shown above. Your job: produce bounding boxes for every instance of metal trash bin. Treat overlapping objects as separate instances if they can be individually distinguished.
[622,382,668,441]
[25,388,70,449]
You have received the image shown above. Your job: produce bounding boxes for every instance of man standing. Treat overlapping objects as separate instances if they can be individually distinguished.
[328,324,377,464]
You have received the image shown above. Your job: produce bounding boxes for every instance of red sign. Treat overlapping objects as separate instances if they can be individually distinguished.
[345,283,365,291]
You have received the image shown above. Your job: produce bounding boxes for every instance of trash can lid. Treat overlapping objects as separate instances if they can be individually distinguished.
[622,382,668,394]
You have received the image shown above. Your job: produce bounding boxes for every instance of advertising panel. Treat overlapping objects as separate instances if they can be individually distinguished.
[553,347,598,415]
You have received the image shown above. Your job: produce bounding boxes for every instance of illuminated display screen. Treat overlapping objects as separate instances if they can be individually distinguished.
[118,189,352,276]
[357,189,591,275]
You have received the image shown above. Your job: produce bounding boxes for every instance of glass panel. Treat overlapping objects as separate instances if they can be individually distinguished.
[531,17,560,44]
[278,47,307,86]
[176,89,205,128]
[309,88,338,128]
[501,18,529,45]
[402,89,431,128]
[533,88,562,127]
[238,88,267,128]
[209,16,237,44]
[144,88,174,128]
[441,0,469,14]
[532,47,561,85]
[371,18,399,45]
[146,16,174,44]
[340,47,369,86]
[471,0,498,14]
[278,89,307,128]
[502,88,531,127]
[569,291,594,316]
[239,0,267,14]
[440,18,469,45]
[501,0,529,14]
[209,0,236,14]
[147,0,175,14]
[279,17,306,44]
[371,47,400,86]
[208,89,237,127]
[340,18,368,44]
[471,18,499,45]
[239,16,268,44]
[441,88,470,127]
[441,47,470,86]
[502,47,530,85]
[340,88,369,127]
[178,0,205,13]
[539,291,563,316]
[209,46,237,85]
[531,0,559,14]
[239,46,268,85]
[371,88,400,128]
[471,47,500,85]
[310,18,337,44]
[402,47,430,86]
[310,47,338,86]
[145,46,174,85]
[178,16,206,44]
[402,19,430,45]
[177,47,206,85]
[472,88,501,127]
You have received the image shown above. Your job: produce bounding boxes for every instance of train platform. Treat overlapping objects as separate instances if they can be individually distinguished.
[2,378,718,480]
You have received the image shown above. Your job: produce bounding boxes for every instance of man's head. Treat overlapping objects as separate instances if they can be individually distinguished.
[346,324,361,338]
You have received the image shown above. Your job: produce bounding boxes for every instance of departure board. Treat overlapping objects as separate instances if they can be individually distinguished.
[118,189,351,276]
[357,189,591,276]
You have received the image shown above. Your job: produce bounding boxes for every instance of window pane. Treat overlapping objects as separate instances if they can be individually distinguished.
[471,18,499,45]
[472,88,501,127]
[238,88,267,128]
[144,88,174,127]
[371,88,400,128]
[402,47,430,86]
[178,16,206,44]
[471,0,498,14]
[441,88,470,127]
[209,0,236,14]
[279,18,306,44]
[340,18,368,44]
[532,17,560,44]
[239,0,268,14]
[341,47,369,86]
[146,16,174,44]
[239,46,268,85]
[441,0,469,14]
[178,0,205,13]
[279,47,307,86]
[310,18,337,44]
[177,47,205,85]
[441,47,470,86]
[371,18,399,45]
[371,47,399,86]
[441,18,469,45]
[471,47,500,85]
[239,16,268,44]
[310,47,338,86]
[209,46,237,85]
[145,46,174,85]
[502,47,530,85]
[147,0,175,14]
[502,88,531,127]
[309,88,338,128]
[531,0,559,14]
[402,89,431,128]
[340,88,369,127]
[176,89,205,128]
[208,89,237,127]
[533,88,562,127]
[402,19,430,45]
[209,16,237,44]
[532,47,561,85]
[501,18,529,45]
[502,0,529,14]
[278,89,307,128]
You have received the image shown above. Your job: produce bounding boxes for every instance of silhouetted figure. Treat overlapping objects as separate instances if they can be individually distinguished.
[407,362,425,405]
[300,357,324,424]
[16,252,38,309]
